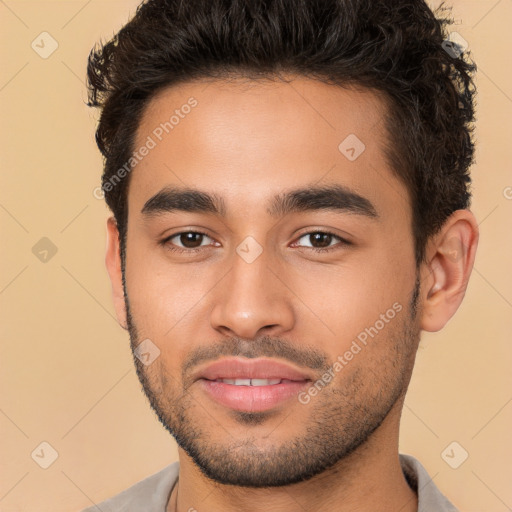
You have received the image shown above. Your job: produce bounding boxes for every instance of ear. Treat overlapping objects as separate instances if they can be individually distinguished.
[420,209,479,332]
[105,216,128,330]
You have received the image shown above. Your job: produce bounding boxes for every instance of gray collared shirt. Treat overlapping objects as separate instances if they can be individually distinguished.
[81,453,459,511]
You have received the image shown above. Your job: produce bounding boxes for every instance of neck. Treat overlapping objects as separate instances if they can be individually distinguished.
[167,404,417,512]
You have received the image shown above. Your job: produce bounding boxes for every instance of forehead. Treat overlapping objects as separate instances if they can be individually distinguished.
[129,76,409,219]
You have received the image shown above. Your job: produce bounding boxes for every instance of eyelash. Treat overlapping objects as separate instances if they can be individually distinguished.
[160,230,351,255]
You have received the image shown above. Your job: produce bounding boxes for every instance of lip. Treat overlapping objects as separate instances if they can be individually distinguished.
[194,357,313,382]
[194,358,312,413]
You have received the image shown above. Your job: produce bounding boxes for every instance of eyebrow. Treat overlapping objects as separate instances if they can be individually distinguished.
[141,184,379,220]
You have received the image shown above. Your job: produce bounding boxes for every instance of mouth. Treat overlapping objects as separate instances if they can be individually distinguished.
[209,378,298,386]
[194,358,312,413]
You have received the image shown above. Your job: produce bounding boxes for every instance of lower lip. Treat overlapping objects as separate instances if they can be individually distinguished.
[198,379,309,412]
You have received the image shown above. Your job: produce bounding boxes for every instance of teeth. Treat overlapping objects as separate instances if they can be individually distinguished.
[251,378,281,386]
[216,378,282,386]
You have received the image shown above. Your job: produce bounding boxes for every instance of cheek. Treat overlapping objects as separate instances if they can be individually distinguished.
[124,248,217,338]
[289,250,413,350]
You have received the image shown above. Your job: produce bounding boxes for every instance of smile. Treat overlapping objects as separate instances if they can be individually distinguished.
[212,378,294,386]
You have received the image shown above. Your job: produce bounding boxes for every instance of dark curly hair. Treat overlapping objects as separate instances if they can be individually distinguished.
[86,0,476,268]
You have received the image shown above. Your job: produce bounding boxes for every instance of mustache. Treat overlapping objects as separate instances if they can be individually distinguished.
[182,335,331,384]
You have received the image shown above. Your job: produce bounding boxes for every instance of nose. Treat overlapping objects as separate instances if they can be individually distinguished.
[209,248,295,340]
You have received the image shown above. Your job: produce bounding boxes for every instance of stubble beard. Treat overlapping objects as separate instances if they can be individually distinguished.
[124,273,421,487]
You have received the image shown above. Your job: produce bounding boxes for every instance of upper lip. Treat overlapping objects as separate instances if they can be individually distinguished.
[194,358,313,382]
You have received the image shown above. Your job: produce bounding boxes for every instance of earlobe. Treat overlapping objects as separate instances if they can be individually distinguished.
[105,217,128,330]
[420,210,479,332]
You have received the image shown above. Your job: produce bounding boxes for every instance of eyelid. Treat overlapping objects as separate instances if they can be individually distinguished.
[161,228,351,255]
[291,229,352,251]
[162,229,215,250]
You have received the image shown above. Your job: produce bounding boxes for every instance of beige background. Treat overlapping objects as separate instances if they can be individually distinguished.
[0,1,511,511]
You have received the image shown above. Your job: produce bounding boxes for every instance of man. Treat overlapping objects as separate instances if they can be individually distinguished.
[83,0,479,510]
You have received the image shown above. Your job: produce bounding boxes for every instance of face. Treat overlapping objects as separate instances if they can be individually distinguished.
[119,77,422,487]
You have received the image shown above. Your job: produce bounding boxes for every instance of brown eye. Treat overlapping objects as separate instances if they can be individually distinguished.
[307,232,334,248]
[162,231,214,253]
[177,232,207,248]
[294,231,350,253]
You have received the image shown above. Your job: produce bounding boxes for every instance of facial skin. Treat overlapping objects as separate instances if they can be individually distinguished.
[105,76,479,512]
